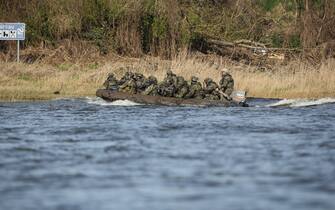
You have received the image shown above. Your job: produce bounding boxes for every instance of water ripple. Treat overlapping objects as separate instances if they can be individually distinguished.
[0,98,334,210]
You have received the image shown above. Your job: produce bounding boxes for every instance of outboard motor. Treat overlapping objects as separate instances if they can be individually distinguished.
[231,90,248,107]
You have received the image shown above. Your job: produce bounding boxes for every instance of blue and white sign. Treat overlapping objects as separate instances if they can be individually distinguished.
[0,23,25,40]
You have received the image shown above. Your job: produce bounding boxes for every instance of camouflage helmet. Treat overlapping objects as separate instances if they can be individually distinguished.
[123,71,130,78]
[221,68,231,76]
[177,76,185,82]
[130,72,136,79]
[191,76,199,82]
[166,70,175,77]
[148,76,158,85]
[134,73,144,80]
[124,72,135,80]
[204,78,213,84]
[176,76,185,87]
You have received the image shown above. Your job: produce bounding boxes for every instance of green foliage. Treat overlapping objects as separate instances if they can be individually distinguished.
[25,4,54,42]
[271,33,284,48]
[280,0,298,11]
[140,14,154,53]
[83,27,110,54]
[180,21,192,46]
[18,74,31,81]
[152,17,168,39]
[143,0,156,14]
[312,0,326,8]
[2,0,333,57]
[187,10,201,27]
[258,0,280,11]
[57,63,73,71]
[288,35,301,48]
[182,10,200,46]
[88,62,99,70]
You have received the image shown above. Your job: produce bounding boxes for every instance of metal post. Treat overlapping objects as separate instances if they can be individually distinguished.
[17,40,20,63]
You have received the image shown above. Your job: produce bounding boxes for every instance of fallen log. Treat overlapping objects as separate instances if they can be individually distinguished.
[193,37,301,65]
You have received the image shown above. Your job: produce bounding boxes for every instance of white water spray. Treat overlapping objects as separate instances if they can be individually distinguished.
[85,97,141,106]
[266,98,335,108]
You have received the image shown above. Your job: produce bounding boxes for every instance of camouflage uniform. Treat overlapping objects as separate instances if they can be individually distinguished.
[142,84,158,96]
[205,93,220,100]
[157,84,175,97]
[119,74,137,94]
[185,76,204,99]
[170,72,178,91]
[204,78,220,100]
[134,73,147,93]
[203,78,218,94]
[142,76,157,90]
[174,76,189,98]
[103,73,119,91]
[219,71,234,96]
[118,72,134,86]
[142,76,158,96]
[158,70,177,97]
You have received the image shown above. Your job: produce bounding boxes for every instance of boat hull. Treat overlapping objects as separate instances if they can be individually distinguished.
[96,89,247,107]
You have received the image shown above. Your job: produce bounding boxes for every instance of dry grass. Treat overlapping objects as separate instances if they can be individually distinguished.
[1,55,335,101]
[232,60,335,99]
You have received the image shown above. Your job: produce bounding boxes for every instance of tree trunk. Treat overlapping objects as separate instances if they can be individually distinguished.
[301,0,319,49]
[301,0,335,48]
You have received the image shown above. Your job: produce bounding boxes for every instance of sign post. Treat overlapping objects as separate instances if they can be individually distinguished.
[0,23,26,62]
[17,39,20,62]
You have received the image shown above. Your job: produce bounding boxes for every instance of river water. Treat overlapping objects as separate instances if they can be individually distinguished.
[0,97,335,210]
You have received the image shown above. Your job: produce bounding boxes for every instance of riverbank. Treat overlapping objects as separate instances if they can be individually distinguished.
[1,56,335,101]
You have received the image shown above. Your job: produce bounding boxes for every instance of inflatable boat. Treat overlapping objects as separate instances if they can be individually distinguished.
[96,89,248,107]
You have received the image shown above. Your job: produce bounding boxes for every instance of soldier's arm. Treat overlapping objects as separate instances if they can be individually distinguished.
[218,89,231,100]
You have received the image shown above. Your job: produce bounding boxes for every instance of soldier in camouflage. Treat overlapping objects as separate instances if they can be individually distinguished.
[158,70,177,97]
[119,73,137,94]
[174,76,189,98]
[104,70,236,101]
[203,78,220,100]
[185,76,203,99]
[219,71,234,97]
[103,73,119,91]
[131,73,146,93]
[118,72,134,86]
[142,76,159,96]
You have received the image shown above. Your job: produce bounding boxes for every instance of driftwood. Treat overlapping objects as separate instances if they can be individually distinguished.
[208,39,300,52]
[96,89,245,107]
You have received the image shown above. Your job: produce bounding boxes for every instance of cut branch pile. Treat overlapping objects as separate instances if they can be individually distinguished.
[194,38,301,67]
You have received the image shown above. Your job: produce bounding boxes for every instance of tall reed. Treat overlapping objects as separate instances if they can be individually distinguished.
[1,56,334,101]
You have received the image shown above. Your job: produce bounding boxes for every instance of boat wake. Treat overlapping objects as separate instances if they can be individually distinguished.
[85,97,141,106]
[266,98,335,108]
[85,96,335,108]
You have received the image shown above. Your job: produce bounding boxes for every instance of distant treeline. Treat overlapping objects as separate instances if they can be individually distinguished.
[0,0,334,58]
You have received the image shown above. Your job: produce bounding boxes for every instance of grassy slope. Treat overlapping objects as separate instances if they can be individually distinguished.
[1,56,335,101]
